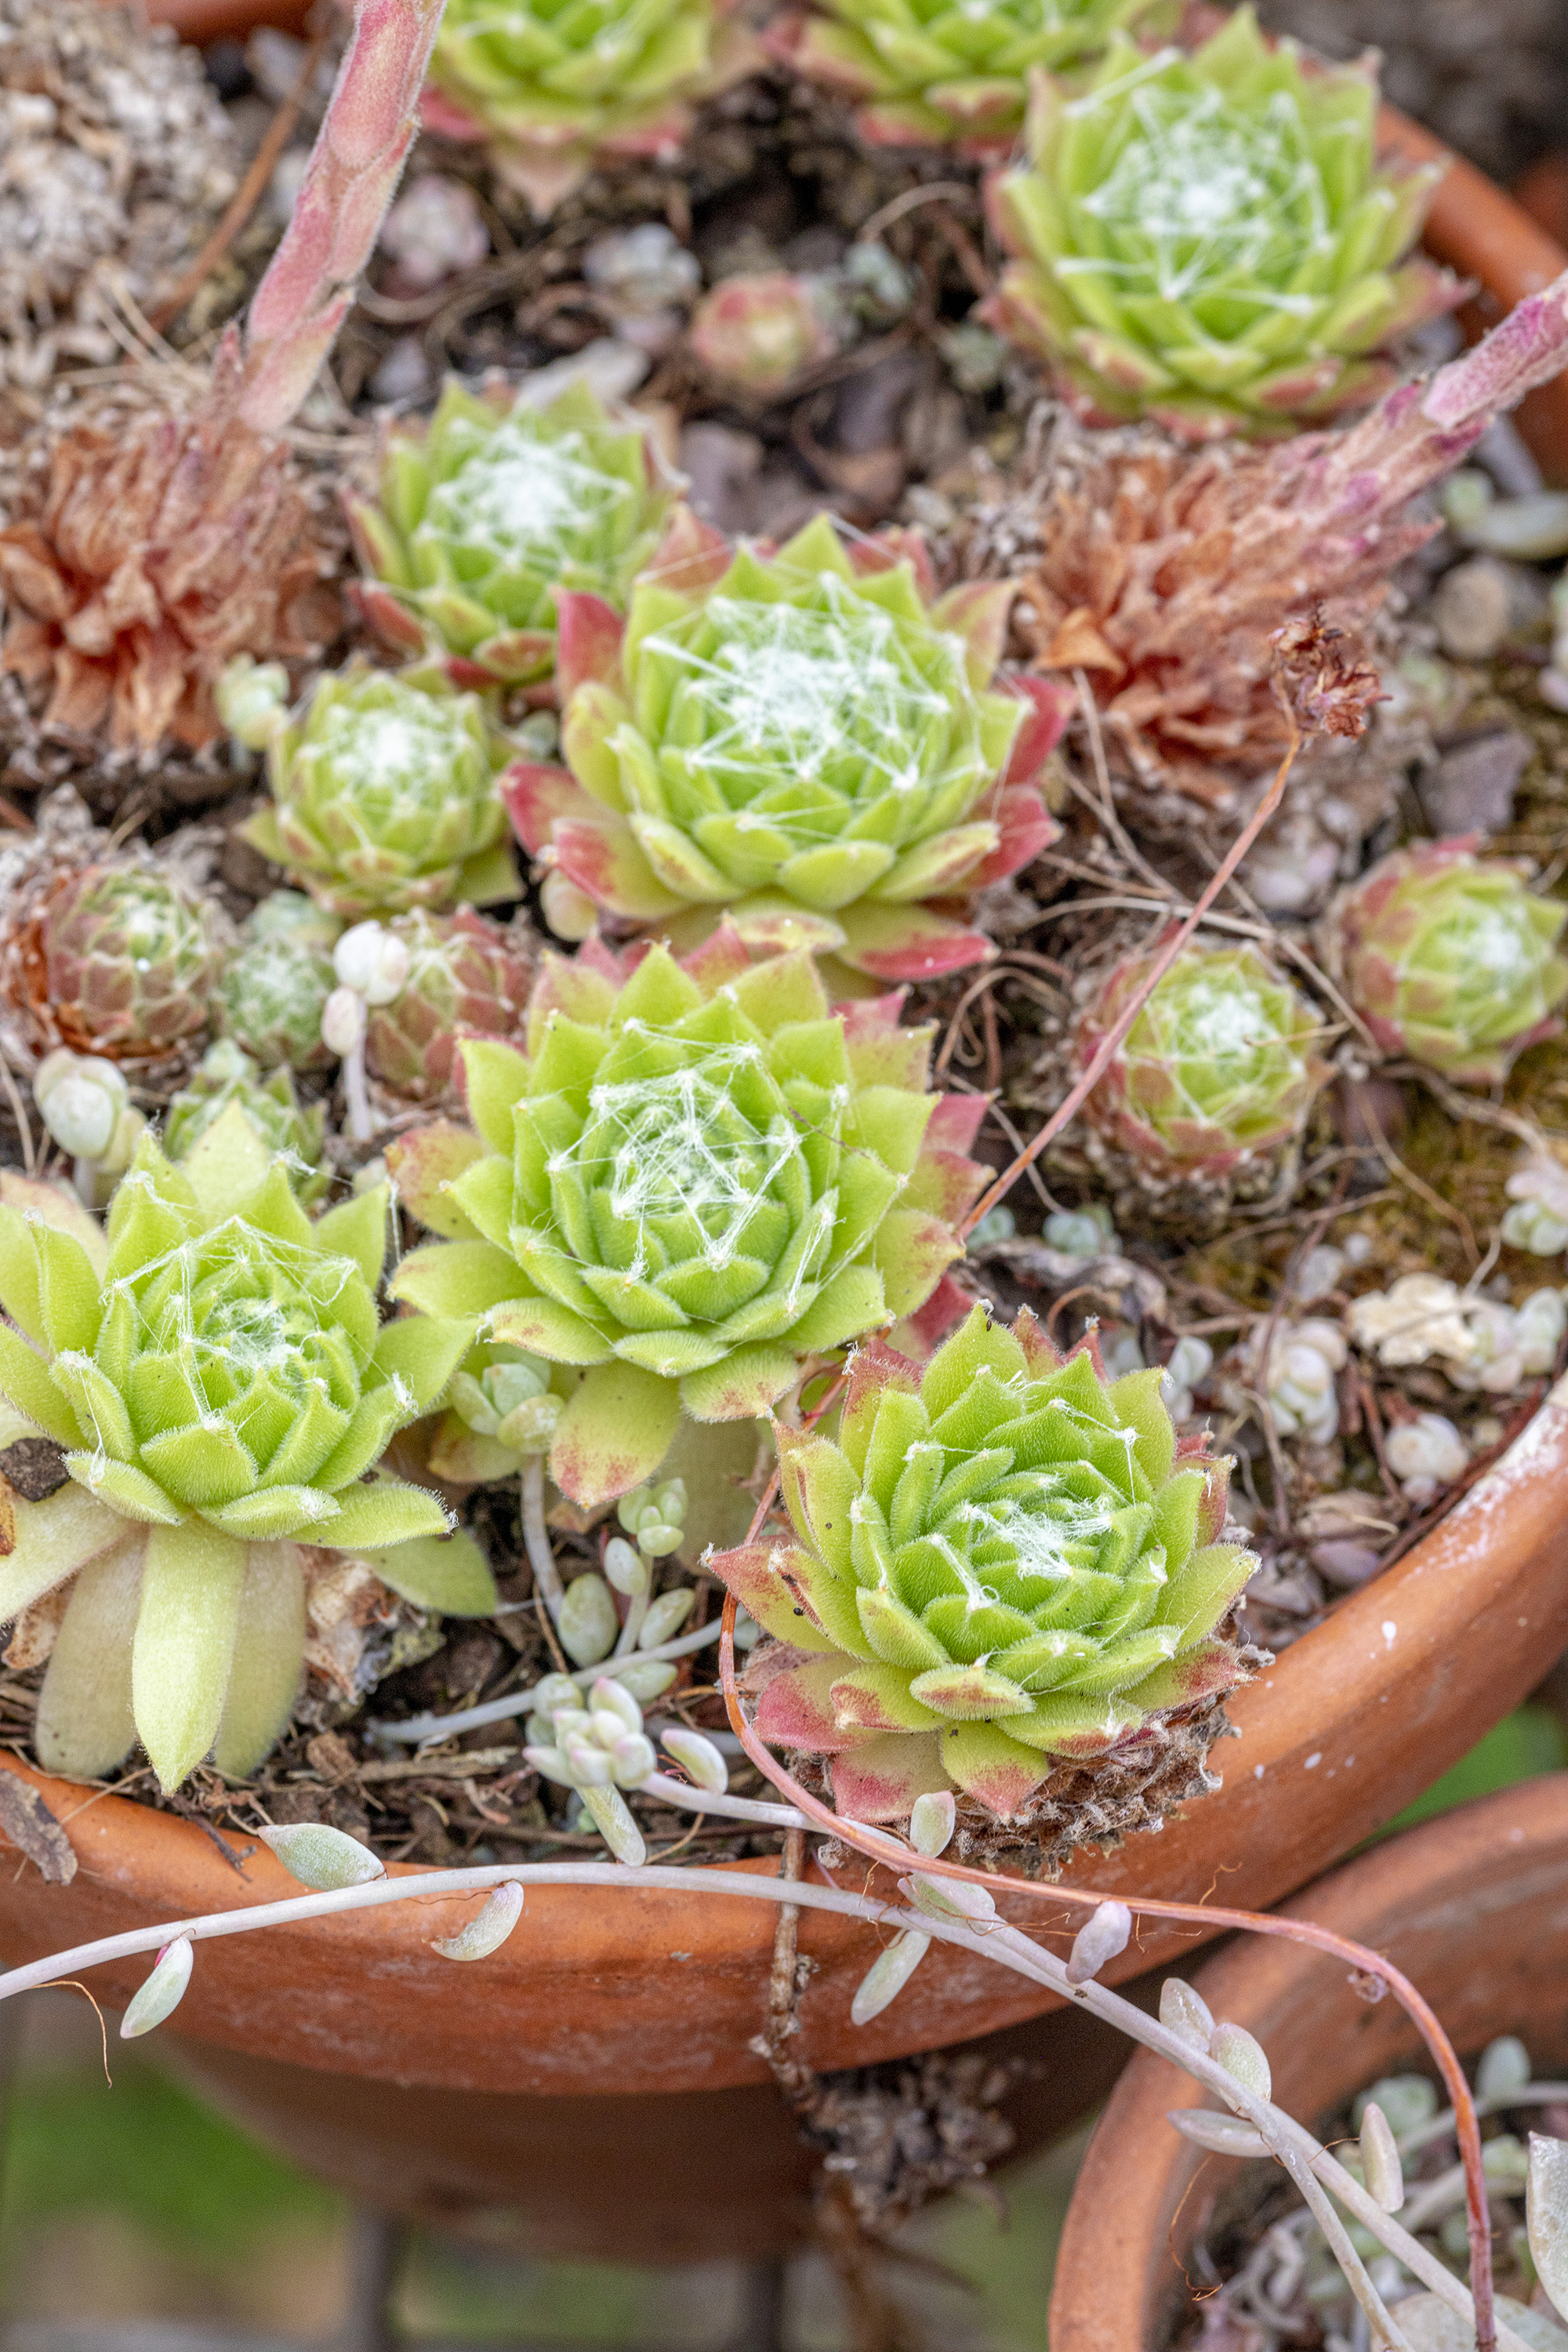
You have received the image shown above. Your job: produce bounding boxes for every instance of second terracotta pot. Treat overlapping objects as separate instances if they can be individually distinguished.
[1050,1773,1568,2350]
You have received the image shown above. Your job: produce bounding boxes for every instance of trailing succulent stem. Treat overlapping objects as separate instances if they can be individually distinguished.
[390,924,986,1508]
[710,1304,1254,1822]
[0,1119,487,1790]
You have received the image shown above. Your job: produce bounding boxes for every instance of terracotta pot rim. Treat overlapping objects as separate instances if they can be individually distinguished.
[1048,1773,1568,2350]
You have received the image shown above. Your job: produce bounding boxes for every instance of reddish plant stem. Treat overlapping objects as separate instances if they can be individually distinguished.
[958,724,1301,1239]
[718,1586,1495,2347]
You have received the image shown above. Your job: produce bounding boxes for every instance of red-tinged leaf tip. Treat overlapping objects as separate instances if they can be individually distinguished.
[1000,674,1073,779]
[419,85,488,139]
[679,918,751,992]
[555,592,627,699]
[499,760,584,854]
[830,1732,949,1822]
[924,1092,986,1152]
[756,1657,860,1752]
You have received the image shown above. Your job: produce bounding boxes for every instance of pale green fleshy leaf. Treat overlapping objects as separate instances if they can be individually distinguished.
[34,1536,145,1780]
[211,1543,307,1777]
[132,1519,249,1791]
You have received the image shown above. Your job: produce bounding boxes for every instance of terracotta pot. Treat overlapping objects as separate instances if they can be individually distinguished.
[1049,1773,1568,2350]
[5,1373,1568,2096]
[160,1994,1134,2263]
[132,0,314,39]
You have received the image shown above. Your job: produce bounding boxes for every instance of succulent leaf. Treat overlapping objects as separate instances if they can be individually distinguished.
[354,379,679,685]
[986,10,1459,435]
[240,663,517,920]
[513,513,1065,980]
[1323,837,1568,1085]
[771,0,1171,153]
[710,1304,1254,1820]
[0,1134,452,1790]
[423,0,759,212]
[21,861,228,1066]
[1076,935,1328,1178]
[390,928,983,1504]
[164,1046,328,1203]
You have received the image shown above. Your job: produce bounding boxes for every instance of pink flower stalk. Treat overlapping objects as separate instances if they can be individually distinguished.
[240,0,448,434]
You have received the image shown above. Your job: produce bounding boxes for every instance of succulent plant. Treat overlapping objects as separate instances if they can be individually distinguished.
[505,511,1069,982]
[218,895,343,1073]
[426,1338,568,1481]
[768,0,1169,154]
[389,924,987,1506]
[163,1041,328,1203]
[1076,936,1327,1178]
[347,379,679,688]
[688,274,838,397]
[710,1305,1254,1820]
[985,10,1460,437]
[12,859,228,1068]
[241,664,519,920]
[1323,838,1568,1085]
[361,908,533,1105]
[0,1121,482,1791]
[419,0,760,215]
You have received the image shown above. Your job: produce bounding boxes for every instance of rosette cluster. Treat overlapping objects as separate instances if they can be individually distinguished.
[0,1120,481,1791]
[241,665,518,920]
[1323,837,1568,1084]
[1077,936,1327,1178]
[986,10,1459,436]
[348,379,678,688]
[16,860,227,1066]
[390,924,986,1505]
[421,0,759,214]
[771,0,1168,154]
[711,1305,1254,1820]
[505,512,1067,982]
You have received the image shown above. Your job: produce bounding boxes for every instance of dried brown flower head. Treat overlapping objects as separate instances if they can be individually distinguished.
[1270,607,1384,742]
[0,340,344,754]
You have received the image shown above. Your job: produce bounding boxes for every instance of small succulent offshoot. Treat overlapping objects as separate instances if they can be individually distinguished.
[505,511,1068,982]
[32,1050,147,1206]
[348,379,679,688]
[420,0,760,216]
[217,892,343,1074]
[239,663,519,920]
[428,1339,567,1483]
[1076,937,1327,1178]
[769,0,1171,154]
[162,1041,328,1204]
[710,1305,1254,1821]
[389,926,986,1505]
[361,909,533,1106]
[15,860,227,1068]
[688,274,838,397]
[985,9,1459,437]
[0,1122,485,1791]
[1324,837,1568,1084]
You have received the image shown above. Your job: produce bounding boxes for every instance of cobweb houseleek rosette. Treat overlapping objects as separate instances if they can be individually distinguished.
[0,1110,487,1794]
[1076,935,1329,1178]
[767,0,1172,157]
[388,924,987,1508]
[503,510,1069,985]
[983,10,1462,437]
[1322,836,1568,1085]
[240,663,519,921]
[420,0,761,216]
[347,379,680,689]
[710,1305,1255,1822]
